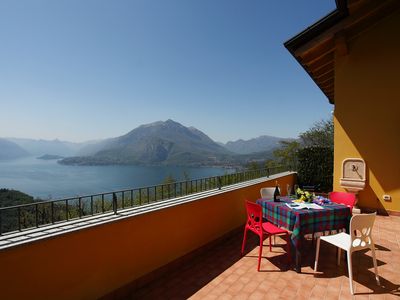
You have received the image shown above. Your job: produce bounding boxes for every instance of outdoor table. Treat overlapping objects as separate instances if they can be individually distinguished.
[256,196,351,273]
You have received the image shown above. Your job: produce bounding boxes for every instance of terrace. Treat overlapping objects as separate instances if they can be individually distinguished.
[131,215,400,299]
[1,1,399,299]
[1,168,399,299]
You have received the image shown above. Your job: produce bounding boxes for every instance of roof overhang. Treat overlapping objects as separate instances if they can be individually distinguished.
[284,0,400,104]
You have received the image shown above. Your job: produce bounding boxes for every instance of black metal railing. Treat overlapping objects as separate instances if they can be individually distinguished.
[0,166,289,236]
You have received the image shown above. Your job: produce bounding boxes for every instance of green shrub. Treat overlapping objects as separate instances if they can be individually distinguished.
[297,147,333,192]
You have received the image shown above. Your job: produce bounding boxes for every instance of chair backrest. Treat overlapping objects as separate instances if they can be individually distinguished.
[245,201,263,235]
[260,187,278,199]
[349,212,376,250]
[329,191,356,210]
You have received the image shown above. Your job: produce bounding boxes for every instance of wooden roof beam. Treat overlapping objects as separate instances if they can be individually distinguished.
[317,78,334,89]
[298,39,335,65]
[292,0,400,56]
[311,62,334,78]
[315,70,334,82]
[306,52,334,71]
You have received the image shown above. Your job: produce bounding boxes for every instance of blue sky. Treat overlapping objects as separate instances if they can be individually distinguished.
[0,0,335,143]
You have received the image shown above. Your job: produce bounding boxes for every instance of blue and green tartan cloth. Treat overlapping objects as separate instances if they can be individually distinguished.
[256,197,351,250]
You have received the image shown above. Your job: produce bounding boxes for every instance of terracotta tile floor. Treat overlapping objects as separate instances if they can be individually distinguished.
[131,215,400,299]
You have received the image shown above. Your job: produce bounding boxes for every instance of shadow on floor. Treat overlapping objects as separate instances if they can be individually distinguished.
[131,231,290,299]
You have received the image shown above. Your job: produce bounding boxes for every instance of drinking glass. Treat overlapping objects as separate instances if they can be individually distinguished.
[286,184,291,197]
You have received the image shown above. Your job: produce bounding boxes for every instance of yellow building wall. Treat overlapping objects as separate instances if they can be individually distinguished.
[334,11,400,213]
[0,174,296,300]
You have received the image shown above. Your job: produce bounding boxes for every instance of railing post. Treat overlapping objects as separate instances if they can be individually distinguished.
[174,183,177,198]
[218,176,222,190]
[91,196,94,215]
[66,200,69,221]
[51,201,55,223]
[78,197,82,218]
[0,209,2,235]
[112,193,118,215]
[18,207,22,231]
[36,203,39,227]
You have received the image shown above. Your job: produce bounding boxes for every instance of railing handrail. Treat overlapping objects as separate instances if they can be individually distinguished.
[0,167,280,211]
[0,166,290,235]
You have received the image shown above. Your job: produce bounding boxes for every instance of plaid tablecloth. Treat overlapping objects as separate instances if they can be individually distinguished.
[256,197,351,251]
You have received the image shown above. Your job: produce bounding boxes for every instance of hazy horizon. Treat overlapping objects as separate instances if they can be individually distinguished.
[0,0,335,143]
[2,118,300,144]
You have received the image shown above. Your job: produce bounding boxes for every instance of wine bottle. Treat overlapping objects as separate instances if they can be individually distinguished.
[273,181,280,202]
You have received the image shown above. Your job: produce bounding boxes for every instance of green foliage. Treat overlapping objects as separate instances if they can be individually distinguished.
[296,118,334,191]
[273,140,301,170]
[297,147,333,192]
[299,119,333,149]
[264,159,279,169]
[0,189,35,207]
[162,174,176,185]
[267,118,334,190]
[246,161,260,171]
[158,174,176,199]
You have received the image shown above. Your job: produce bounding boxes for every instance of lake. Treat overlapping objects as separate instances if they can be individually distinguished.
[0,157,235,199]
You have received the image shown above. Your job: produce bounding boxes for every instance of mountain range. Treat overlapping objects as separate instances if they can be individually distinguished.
[60,120,232,166]
[1,120,293,165]
[0,138,29,160]
[7,138,80,156]
[224,135,294,154]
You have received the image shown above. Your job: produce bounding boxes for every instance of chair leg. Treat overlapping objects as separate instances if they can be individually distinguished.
[269,235,272,252]
[314,237,320,271]
[241,227,248,255]
[371,244,380,285]
[257,234,263,271]
[347,251,354,295]
[337,248,341,265]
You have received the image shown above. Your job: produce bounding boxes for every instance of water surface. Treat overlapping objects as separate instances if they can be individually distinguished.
[0,157,234,199]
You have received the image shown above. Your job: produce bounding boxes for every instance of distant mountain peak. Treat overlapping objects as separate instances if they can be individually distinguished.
[224,135,295,154]
[0,138,29,160]
[60,119,231,166]
[139,119,182,129]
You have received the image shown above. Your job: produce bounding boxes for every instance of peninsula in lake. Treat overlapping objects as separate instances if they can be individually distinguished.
[37,154,64,160]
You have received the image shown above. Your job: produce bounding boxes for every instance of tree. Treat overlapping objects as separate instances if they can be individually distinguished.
[265,159,280,169]
[246,161,260,171]
[297,146,333,192]
[273,140,301,170]
[159,174,176,199]
[297,118,334,191]
[299,118,333,149]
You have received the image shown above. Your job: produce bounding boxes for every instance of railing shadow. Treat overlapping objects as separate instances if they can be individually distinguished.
[129,231,291,299]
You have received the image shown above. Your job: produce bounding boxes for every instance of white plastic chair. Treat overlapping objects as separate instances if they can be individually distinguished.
[260,187,278,199]
[314,213,380,294]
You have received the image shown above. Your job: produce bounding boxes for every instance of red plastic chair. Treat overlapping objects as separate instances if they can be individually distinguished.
[329,191,356,211]
[241,201,291,271]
